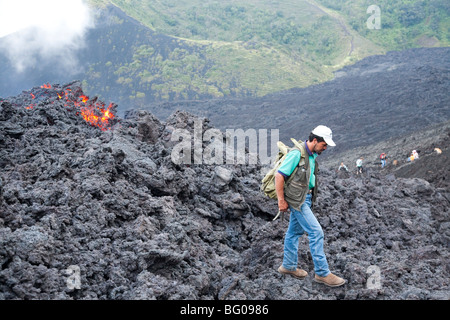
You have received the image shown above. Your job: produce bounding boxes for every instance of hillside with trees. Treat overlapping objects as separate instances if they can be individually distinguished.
[317,0,449,49]
[80,0,448,108]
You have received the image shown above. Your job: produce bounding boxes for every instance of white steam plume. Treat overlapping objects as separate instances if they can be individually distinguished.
[0,0,94,73]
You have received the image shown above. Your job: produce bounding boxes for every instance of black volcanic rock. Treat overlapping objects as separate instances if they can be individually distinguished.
[0,83,449,300]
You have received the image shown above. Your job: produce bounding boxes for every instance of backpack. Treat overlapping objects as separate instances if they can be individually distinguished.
[260,138,306,199]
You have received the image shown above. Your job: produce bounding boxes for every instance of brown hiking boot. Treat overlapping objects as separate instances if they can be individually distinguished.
[278,265,308,279]
[314,273,346,287]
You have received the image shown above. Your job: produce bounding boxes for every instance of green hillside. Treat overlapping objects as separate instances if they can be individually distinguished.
[85,0,448,104]
[317,0,449,49]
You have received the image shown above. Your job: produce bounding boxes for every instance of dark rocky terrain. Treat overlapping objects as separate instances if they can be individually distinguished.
[0,82,448,300]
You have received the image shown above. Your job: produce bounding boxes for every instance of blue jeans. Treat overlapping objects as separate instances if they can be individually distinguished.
[282,194,330,277]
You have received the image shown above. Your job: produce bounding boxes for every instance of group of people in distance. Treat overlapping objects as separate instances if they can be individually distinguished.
[337,149,425,175]
[338,158,365,174]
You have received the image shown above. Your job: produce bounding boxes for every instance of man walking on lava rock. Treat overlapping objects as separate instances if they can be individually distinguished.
[275,125,346,287]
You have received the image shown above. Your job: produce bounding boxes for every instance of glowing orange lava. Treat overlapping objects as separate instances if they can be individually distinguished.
[26,83,116,131]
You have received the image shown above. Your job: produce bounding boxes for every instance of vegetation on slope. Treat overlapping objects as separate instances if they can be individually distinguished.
[317,0,449,49]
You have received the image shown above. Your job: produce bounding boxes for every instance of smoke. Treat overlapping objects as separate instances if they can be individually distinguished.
[0,0,94,74]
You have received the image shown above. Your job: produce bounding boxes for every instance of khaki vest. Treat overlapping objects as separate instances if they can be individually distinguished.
[284,141,319,210]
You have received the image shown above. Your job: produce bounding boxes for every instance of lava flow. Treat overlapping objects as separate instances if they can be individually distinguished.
[26,82,116,131]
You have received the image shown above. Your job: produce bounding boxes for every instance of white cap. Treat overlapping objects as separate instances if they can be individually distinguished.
[312,125,336,147]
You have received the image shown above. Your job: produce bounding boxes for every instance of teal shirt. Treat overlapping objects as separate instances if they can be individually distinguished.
[278,149,318,189]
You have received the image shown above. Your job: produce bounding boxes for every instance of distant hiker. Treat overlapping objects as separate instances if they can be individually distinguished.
[380,153,387,168]
[338,162,348,172]
[275,125,346,287]
[356,157,363,174]
[434,147,442,154]
[407,150,419,162]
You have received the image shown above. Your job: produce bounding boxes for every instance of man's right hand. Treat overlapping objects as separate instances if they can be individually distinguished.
[278,198,289,212]
[275,172,289,212]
